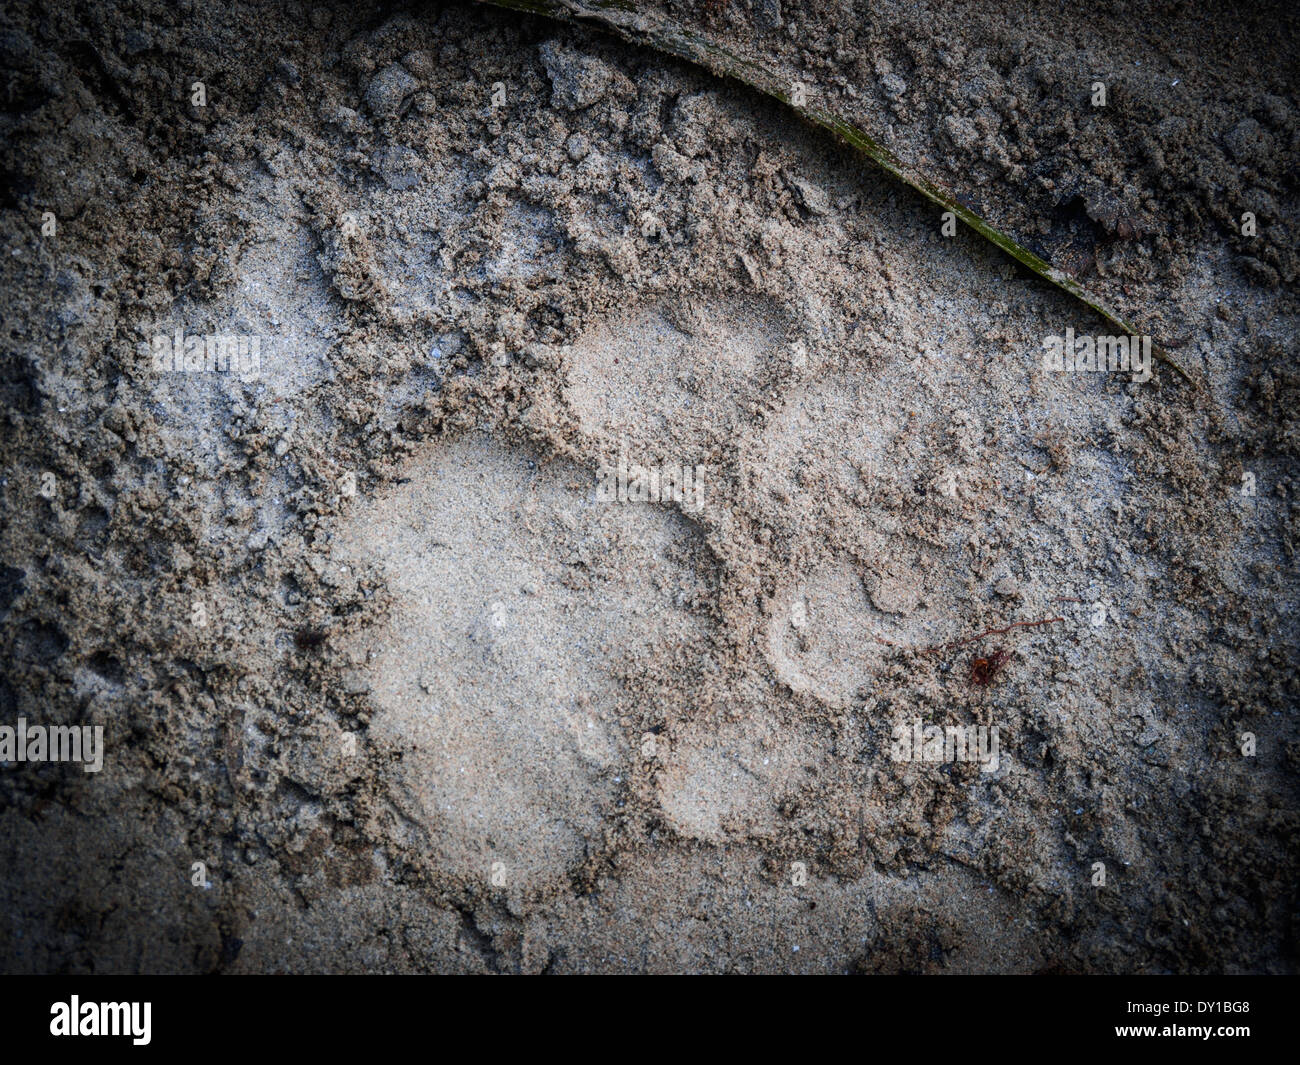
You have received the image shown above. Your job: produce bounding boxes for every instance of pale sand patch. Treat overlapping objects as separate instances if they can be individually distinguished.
[564,295,785,459]
[333,434,712,889]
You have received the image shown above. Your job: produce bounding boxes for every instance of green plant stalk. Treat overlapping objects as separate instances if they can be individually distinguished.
[476,0,1195,385]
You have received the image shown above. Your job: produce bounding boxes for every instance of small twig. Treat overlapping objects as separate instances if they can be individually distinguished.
[870,615,1066,657]
[918,616,1065,656]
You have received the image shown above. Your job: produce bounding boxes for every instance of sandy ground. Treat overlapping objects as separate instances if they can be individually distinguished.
[0,0,1296,973]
